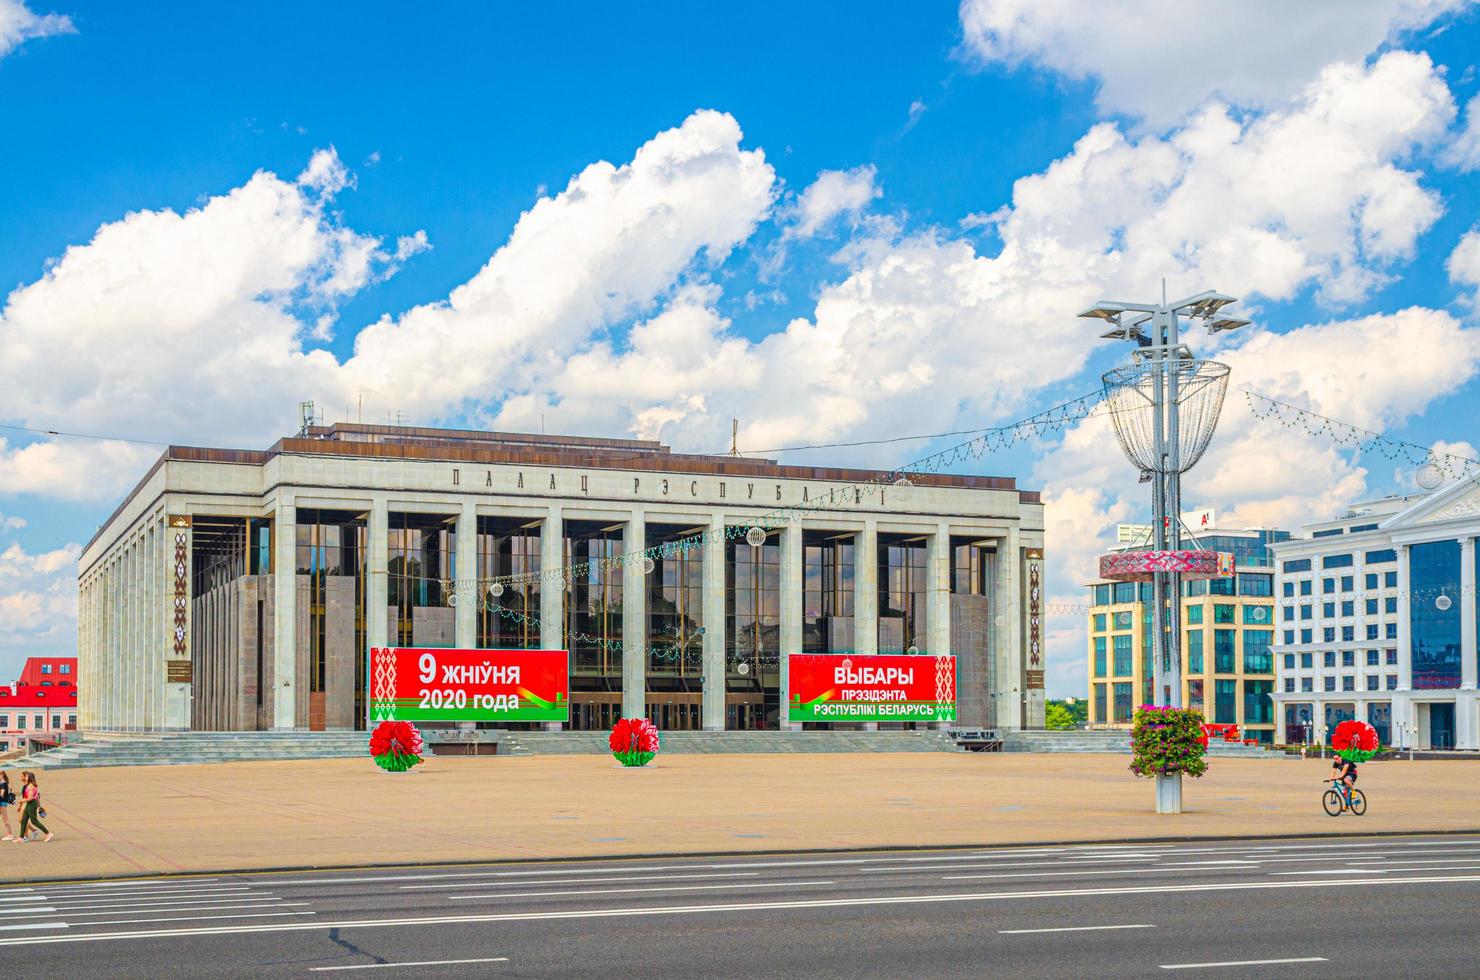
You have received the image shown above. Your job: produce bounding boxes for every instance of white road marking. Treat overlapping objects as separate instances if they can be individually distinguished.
[999,924,1155,934]
[1161,956,1327,970]
[1347,850,1480,863]
[0,921,66,931]
[40,879,221,891]
[1270,869,1386,876]
[1164,861,1259,867]
[61,911,314,927]
[446,880,836,901]
[21,895,277,913]
[881,857,1162,873]
[402,872,760,891]
[310,958,509,972]
[49,903,308,920]
[942,867,1249,882]
[0,873,1474,947]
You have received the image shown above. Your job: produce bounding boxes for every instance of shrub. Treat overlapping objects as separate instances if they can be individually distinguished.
[1130,705,1208,779]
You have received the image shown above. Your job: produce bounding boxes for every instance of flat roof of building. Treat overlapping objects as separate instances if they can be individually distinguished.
[92,423,1040,552]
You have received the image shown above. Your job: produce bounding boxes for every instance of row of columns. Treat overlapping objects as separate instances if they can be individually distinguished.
[79,516,168,731]
[82,504,1026,733]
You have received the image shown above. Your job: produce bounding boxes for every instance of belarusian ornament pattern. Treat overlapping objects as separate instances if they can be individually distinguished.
[173,531,189,656]
[371,648,397,721]
[934,654,955,721]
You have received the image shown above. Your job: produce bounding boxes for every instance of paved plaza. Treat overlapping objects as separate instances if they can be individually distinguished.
[3,753,1478,883]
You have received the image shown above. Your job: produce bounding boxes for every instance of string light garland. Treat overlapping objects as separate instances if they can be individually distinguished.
[419,389,1107,598]
[1242,390,1480,480]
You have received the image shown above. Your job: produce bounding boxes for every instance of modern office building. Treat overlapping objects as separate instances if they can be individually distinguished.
[1086,520,1287,743]
[1271,489,1480,751]
[77,424,1047,733]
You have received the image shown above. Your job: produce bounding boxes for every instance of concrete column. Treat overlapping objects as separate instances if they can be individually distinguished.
[540,507,564,731]
[1398,544,1413,691]
[779,522,803,730]
[273,497,297,729]
[997,527,1024,730]
[854,520,878,655]
[367,500,389,655]
[1463,537,1478,691]
[455,500,478,649]
[926,521,953,730]
[622,512,647,719]
[702,513,726,730]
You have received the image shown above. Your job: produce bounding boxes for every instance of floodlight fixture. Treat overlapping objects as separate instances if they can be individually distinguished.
[1078,302,1128,322]
[1175,291,1239,318]
[1207,315,1252,333]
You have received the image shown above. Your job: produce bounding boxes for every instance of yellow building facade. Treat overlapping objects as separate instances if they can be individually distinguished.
[1085,564,1278,743]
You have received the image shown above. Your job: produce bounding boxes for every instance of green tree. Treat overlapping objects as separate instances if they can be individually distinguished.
[1045,702,1076,730]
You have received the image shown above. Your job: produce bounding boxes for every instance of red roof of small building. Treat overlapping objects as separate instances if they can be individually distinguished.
[1,657,78,710]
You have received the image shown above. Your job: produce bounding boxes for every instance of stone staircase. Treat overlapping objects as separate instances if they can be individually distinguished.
[1003,729,1282,758]
[7,728,959,769]
[499,730,958,756]
[2,731,370,770]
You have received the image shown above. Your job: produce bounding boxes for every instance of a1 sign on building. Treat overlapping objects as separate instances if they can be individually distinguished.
[369,648,569,723]
[787,653,956,724]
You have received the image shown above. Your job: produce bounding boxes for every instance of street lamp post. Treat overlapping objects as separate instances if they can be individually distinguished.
[1080,287,1250,709]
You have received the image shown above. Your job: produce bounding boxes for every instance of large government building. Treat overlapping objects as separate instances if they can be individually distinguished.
[78,424,1046,733]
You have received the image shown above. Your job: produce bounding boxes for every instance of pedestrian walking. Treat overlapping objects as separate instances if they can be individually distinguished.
[15,772,51,843]
[0,773,14,841]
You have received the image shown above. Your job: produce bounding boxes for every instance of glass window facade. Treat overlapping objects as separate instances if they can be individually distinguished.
[1243,630,1273,674]
[1410,539,1461,689]
[1113,682,1132,723]
[1094,683,1106,723]
[1237,573,1272,597]
[1186,629,1203,674]
[878,537,926,653]
[475,517,541,649]
[564,521,625,686]
[1243,605,1271,626]
[1214,679,1237,724]
[803,532,855,654]
[647,524,705,679]
[1093,636,1106,677]
[1243,679,1273,725]
[728,529,780,691]
[1113,633,1132,676]
[295,510,368,697]
[1187,605,1203,625]
[1213,629,1236,673]
[387,512,454,649]
[1213,604,1235,624]
[1113,582,1135,604]
[1094,584,1111,606]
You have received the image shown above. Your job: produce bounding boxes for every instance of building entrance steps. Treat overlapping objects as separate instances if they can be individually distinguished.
[1003,729,1282,758]
[9,728,963,769]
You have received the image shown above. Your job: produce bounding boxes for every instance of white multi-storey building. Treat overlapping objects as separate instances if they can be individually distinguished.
[1271,488,1480,751]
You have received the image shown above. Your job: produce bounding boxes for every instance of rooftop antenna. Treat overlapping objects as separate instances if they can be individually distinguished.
[730,418,740,456]
[357,392,363,423]
[298,400,316,436]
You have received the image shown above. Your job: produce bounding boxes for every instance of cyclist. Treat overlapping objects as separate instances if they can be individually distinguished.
[1331,755,1359,807]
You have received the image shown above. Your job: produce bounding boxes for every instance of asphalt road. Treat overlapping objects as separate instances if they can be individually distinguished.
[1,834,1479,977]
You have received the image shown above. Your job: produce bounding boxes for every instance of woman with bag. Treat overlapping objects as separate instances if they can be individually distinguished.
[0,773,15,841]
[16,772,51,842]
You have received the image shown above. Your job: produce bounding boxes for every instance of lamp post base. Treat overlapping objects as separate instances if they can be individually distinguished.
[1155,772,1183,814]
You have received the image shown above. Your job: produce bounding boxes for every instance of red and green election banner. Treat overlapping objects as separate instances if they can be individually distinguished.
[787,653,956,723]
[369,647,569,723]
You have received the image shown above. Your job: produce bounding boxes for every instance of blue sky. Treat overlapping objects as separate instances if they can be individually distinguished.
[2,1,1479,695]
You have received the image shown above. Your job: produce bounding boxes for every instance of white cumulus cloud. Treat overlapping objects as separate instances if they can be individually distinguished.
[959,0,1473,129]
[0,0,73,60]
[788,165,882,238]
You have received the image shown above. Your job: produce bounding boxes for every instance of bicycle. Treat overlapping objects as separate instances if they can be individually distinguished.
[1322,777,1366,816]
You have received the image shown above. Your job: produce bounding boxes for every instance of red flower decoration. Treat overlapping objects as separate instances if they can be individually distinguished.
[369,720,424,772]
[1331,719,1379,763]
[609,717,660,766]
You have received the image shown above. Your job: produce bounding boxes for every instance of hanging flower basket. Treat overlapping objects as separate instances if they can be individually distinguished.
[609,717,660,767]
[1331,719,1380,764]
[369,719,425,772]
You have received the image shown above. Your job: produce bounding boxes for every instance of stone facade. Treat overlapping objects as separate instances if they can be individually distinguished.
[77,424,1046,732]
